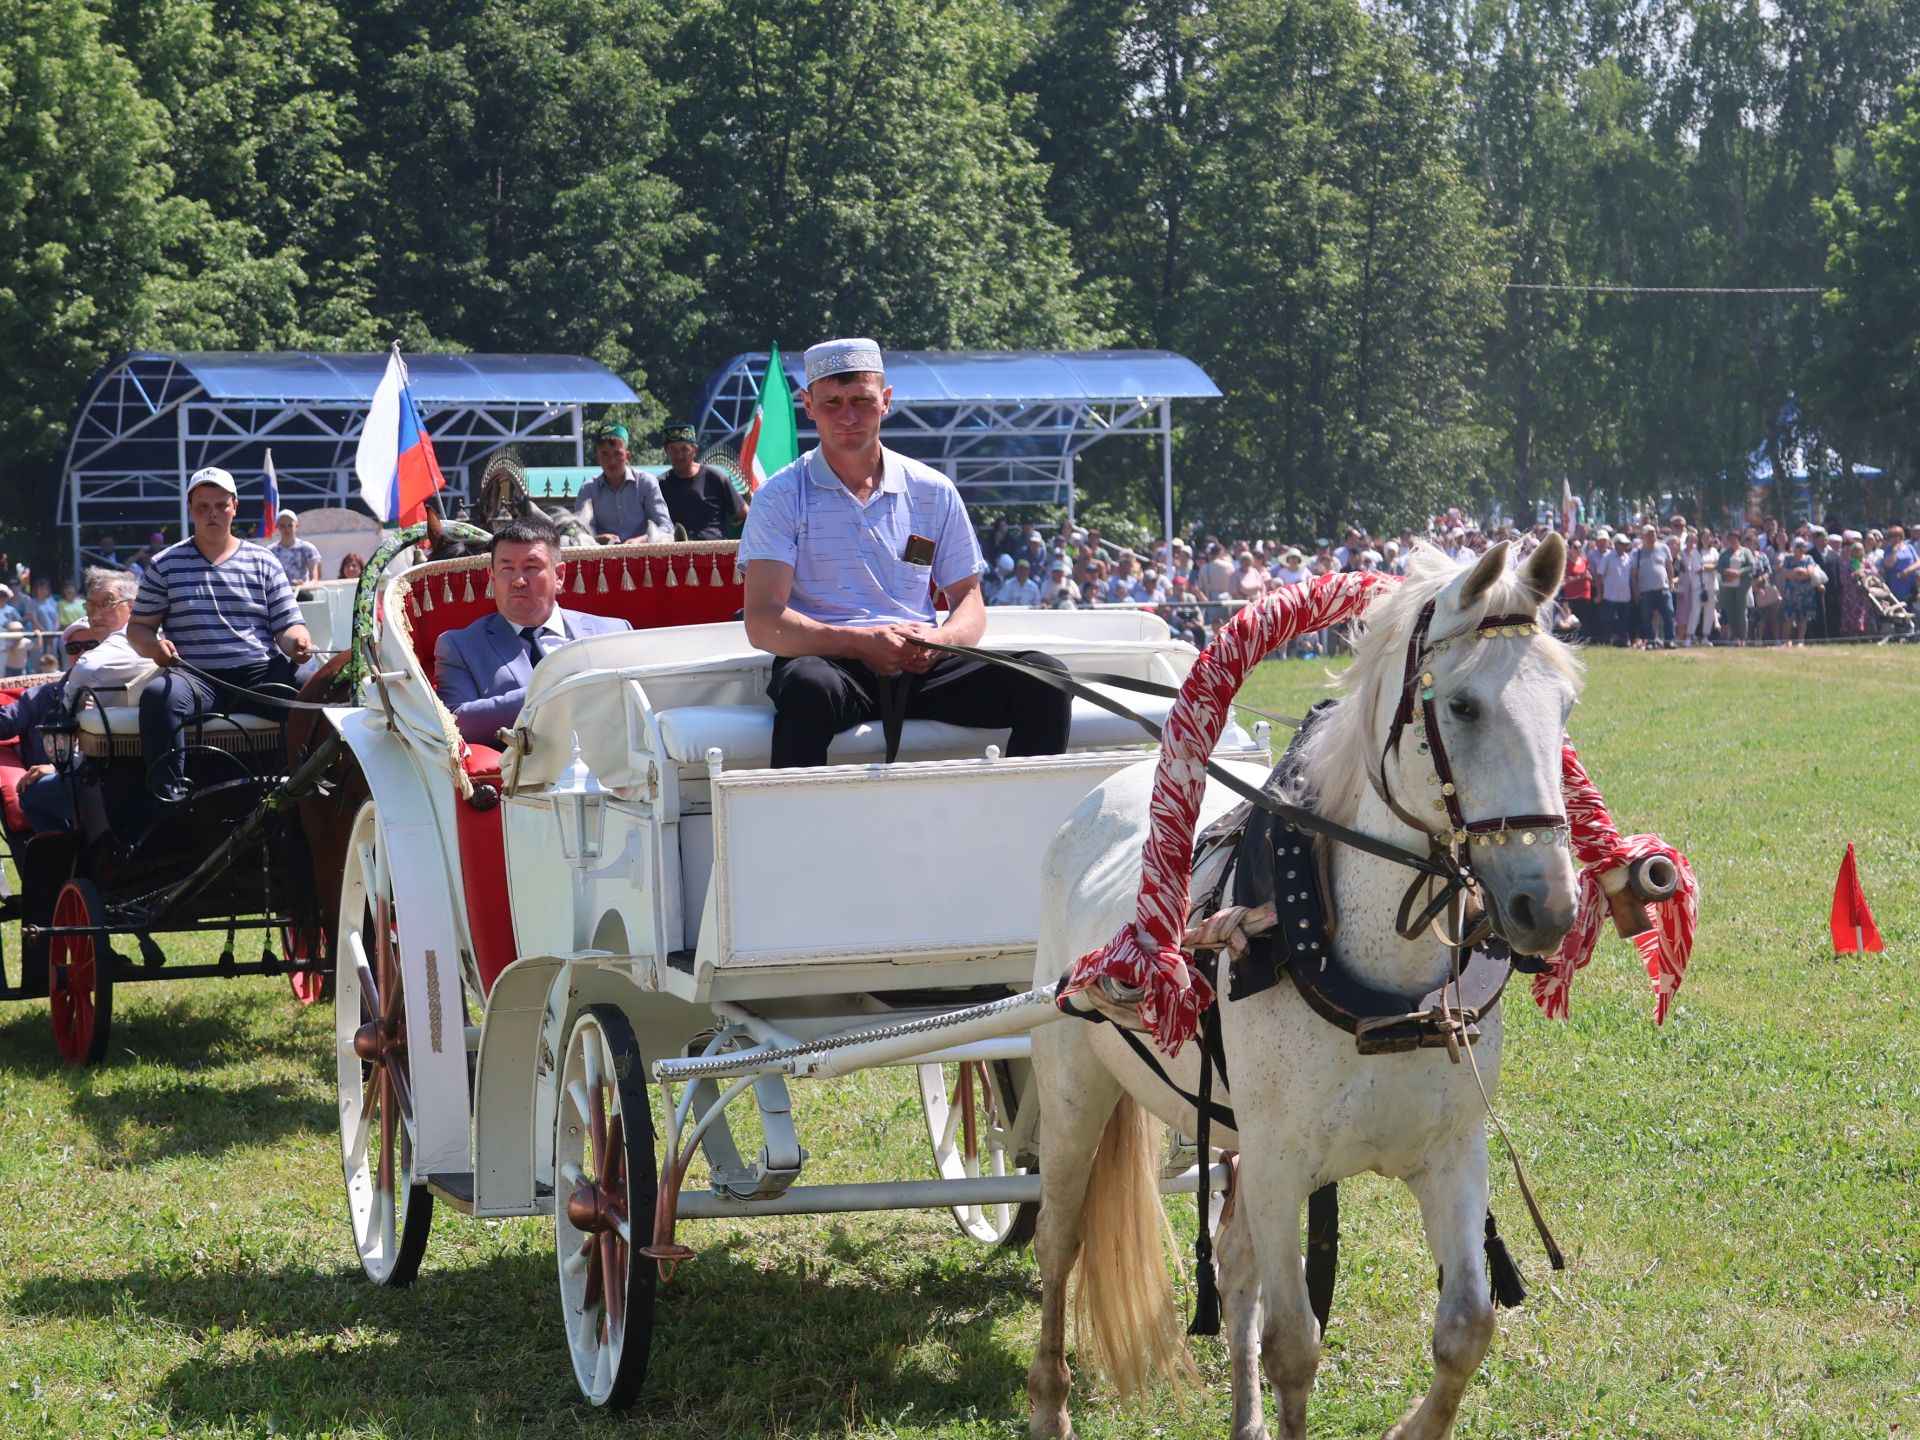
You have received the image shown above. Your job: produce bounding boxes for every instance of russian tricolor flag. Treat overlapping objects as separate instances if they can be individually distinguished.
[262,448,280,533]
[354,346,447,524]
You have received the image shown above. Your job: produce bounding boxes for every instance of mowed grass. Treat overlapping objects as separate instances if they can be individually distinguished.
[0,644,1914,1439]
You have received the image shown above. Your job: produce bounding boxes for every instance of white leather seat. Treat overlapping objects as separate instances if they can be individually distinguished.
[653,689,1209,769]
[77,707,283,759]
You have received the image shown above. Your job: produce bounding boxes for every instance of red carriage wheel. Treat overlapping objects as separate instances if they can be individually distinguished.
[336,802,432,1286]
[555,1004,659,1407]
[47,879,113,1065]
[285,925,331,1005]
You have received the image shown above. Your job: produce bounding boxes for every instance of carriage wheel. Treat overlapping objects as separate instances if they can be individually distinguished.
[336,803,433,1286]
[285,925,331,1005]
[47,879,113,1065]
[917,1059,1038,1246]
[555,1004,659,1409]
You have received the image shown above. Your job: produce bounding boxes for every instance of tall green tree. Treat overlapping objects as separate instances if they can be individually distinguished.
[1809,78,1920,502]
[1024,0,1502,535]
[337,0,688,411]
[0,0,307,498]
[662,0,1103,411]
[1173,0,1502,536]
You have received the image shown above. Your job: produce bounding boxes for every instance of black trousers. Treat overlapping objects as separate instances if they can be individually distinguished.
[138,656,294,790]
[767,652,1073,768]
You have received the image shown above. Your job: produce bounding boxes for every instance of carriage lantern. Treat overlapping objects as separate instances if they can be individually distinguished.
[550,731,606,866]
[37,701,79,768]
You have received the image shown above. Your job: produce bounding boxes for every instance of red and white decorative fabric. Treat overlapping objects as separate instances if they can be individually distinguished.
[1539,742,1699,1024]
[1061,571,1699,1053]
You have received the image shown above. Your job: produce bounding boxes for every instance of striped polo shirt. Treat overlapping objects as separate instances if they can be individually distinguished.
[739,447,983,627]
[134,539,300,668]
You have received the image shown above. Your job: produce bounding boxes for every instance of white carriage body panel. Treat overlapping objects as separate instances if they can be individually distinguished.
[330,707,477,1178]
[707,752,1157,975]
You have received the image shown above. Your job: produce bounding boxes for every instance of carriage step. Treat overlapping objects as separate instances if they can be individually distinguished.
[426,1173,475,1212]
[425,1172,552,1213]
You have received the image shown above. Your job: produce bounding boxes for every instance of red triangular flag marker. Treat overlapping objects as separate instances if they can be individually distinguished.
[1830,843,1883,955]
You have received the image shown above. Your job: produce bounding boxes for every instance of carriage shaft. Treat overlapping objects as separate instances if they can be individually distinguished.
[673,1162,1232,1221]
[652,984,1063,1084]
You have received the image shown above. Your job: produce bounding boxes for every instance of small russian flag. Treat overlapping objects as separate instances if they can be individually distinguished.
[354,345,447,524]
[262,448,280,534]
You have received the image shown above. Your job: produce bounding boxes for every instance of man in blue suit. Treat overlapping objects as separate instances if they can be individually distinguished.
[433,515,632,746]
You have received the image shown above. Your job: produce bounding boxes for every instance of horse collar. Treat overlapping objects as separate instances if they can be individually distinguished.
[1225,806,1520,1056]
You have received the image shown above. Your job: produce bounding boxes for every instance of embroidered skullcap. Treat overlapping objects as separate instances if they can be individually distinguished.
[663,422,697,446]
[597,423,630,444]
[803,337,884,385]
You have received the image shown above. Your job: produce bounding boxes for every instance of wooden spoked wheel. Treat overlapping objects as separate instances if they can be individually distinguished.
[555,1004,658,1409]
[917,1059,1037,1246]
[47,879,112,1066]
[285,926,331,1005]
[336,803,432,1286]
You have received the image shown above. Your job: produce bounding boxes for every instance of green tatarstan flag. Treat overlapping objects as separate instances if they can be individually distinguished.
[740,343,799,491]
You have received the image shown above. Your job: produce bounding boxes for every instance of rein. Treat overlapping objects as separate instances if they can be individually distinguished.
[906,637,1464,891]
[911,598,1565,956]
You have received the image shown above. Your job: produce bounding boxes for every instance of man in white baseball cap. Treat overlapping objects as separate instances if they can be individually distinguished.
[737,339,1071,766]
[127,466,313,804]
[269,509,323,585]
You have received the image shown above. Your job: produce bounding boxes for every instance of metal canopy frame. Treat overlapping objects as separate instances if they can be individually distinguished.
[695,350,1220,540]
[58,352,639,573]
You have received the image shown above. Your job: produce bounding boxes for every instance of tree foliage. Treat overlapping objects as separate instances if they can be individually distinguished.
[2,0,1918,533]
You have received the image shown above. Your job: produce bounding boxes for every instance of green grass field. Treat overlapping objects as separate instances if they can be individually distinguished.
[0,645,1914,1439]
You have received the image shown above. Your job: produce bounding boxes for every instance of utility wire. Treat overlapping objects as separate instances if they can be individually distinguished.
[1505,282,1824,294]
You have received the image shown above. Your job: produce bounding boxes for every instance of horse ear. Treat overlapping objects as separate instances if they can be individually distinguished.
[423,504,444,554]
[1518,532,1567,605]
[1457,540,1511,609]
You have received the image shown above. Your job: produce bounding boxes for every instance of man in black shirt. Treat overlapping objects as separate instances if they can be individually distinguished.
[659,423,747,540]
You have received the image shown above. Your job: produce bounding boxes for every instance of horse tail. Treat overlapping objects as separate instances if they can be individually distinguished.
[1073,1095,1197,1399]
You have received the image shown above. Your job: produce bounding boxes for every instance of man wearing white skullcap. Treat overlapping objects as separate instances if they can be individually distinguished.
[739,339,1072,767]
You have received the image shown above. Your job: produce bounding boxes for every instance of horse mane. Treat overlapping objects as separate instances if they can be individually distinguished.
[1283,541,1583,828]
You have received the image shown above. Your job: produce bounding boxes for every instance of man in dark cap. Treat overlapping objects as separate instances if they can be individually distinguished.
[575,423,670,543]
[658,422,747,540]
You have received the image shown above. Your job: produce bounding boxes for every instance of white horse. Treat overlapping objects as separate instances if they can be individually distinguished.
[1027,537,1579,1440]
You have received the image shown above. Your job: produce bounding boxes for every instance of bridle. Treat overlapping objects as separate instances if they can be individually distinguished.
[1370,598,1571,947]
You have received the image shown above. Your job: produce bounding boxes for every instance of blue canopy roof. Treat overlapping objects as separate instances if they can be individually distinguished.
[708,348,1219,405]
[57,351,634,570]
[143,350,639,406]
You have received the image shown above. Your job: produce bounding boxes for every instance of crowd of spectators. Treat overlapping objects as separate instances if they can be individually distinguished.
[974,509,1918,654]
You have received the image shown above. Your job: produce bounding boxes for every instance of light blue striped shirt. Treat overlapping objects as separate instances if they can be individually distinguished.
[134,540,301,667]
[739,447,983,627]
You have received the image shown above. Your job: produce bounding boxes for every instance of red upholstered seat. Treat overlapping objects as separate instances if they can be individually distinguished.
[455,743,518,994]
[0,741,27,834]
[414,547,743,994]
[0,675,59,837]
[400,547,745,688]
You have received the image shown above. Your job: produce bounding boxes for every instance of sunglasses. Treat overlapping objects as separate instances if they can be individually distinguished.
[65,639,98,656]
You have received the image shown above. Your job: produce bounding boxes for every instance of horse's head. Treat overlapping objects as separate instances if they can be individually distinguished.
[418,501,492,563]
[1316,536,1581,957]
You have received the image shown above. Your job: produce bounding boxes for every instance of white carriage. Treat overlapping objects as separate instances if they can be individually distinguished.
[327,541,1265,1405]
